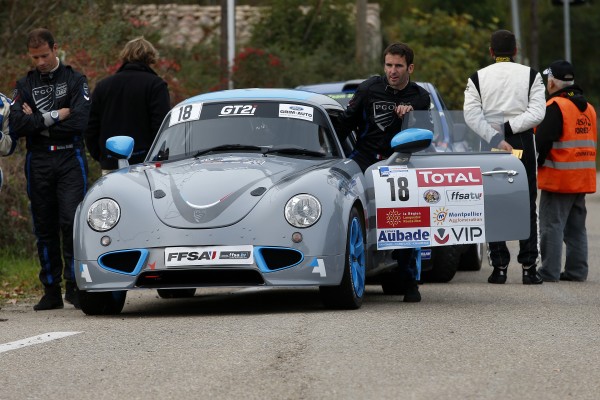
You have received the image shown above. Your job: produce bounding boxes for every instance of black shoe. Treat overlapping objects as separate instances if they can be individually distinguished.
[403,283,421,303]
[523,265,544,285]
[33,286,64,311]
[65,281,81,309]
[488,266,507,284]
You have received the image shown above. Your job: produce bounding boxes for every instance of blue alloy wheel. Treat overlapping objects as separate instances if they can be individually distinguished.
[349,216,366,298]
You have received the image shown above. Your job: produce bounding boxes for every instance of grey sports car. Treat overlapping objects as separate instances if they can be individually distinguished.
[74,89,529,315]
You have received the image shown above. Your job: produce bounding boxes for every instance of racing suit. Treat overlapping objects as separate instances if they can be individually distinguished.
[338,75,432,172]
[337,75,432,286]
[464,59,546,269]
[10,61,91,290]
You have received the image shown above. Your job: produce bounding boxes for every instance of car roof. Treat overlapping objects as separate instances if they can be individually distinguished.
[179,88,343,109]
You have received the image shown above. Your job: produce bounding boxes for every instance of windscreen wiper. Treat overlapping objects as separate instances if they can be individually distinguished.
[193,144,264,157]
[262,145,326,158]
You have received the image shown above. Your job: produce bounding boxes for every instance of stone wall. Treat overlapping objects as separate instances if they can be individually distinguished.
[119,3,381,61]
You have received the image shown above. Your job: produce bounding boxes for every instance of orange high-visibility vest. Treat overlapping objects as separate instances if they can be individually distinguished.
[538,96,597,193]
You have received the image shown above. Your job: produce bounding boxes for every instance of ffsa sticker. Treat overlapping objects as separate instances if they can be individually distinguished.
[165,245,253,266]
[279,104,314,122]
[169,103,202,127]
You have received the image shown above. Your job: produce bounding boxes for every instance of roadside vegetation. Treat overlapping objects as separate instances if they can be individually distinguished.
[0,252,41,303]
[0,0,598,299]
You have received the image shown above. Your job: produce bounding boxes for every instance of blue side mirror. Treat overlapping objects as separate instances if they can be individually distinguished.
[106,136,135,169]
[390,128,433,154]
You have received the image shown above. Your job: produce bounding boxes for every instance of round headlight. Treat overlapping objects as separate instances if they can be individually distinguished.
[284,194,321,228]
[87,198,121,232]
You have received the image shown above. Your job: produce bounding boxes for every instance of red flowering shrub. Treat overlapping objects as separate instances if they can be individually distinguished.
[232,47,284,88]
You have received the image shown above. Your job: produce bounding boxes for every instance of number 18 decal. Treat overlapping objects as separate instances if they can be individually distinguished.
[386,176,410,202]
[169,103,202,127]
[374,167,419,208]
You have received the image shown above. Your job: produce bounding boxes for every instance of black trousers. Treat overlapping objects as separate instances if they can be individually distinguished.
[488,131,539,268]
[25,149,88,288]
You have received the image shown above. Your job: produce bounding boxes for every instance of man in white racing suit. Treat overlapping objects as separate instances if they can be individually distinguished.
[463,29,546,285]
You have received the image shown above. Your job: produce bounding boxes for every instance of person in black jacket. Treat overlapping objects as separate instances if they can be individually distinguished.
[85,37,170,174]
[10,28,91,310]
[338,43,431,173]
[337,42,432,303]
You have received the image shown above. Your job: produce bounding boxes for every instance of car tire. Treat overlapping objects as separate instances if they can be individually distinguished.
[420,245,459,283]
[79,290,127,315]
[157,288,196,298]
[319,207,365,309]
[458,243,484,271]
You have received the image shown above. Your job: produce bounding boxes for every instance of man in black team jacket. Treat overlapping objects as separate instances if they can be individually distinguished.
[10,28,91,310]
[337,42,432,302]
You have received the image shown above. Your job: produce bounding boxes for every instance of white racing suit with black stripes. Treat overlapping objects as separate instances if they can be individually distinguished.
[10,61,91,290]
[463,59,546,268]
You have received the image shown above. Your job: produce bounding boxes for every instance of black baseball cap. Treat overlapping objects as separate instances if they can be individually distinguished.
[543,60,575,81]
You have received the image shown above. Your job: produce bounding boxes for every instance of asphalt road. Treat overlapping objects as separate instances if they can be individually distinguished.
[2,189,600,400]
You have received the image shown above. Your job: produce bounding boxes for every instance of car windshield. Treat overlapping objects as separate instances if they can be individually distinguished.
[148,101,340,162]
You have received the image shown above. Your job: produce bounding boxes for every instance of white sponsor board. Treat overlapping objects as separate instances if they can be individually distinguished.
[165,245,253,267]
[373,166,486,249]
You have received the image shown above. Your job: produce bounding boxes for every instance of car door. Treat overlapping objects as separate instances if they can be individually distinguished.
[364,149,530,253]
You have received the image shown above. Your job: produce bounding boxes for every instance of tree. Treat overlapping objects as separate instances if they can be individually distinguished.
[385,8,500,109]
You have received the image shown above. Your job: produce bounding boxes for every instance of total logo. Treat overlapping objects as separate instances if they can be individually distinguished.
[416,167,482,187]
[433,226,484,245]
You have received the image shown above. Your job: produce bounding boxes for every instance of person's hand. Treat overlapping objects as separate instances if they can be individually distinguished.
[395,104,413,118]
[22,102,32,115]
[497,140,513,152]
[58,108,70,121]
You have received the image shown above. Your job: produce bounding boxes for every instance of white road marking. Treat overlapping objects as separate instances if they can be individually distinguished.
[0,332,82,354]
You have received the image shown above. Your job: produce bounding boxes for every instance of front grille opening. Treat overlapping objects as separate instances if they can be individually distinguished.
[258,247,303,271]
[135,269,265,288]
[99,250,143,273]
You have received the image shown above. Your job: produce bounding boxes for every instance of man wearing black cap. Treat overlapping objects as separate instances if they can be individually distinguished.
[463,29,546,285]
[536,60,597,282]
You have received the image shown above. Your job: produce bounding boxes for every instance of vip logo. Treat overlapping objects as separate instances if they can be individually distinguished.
[451,226,483,242]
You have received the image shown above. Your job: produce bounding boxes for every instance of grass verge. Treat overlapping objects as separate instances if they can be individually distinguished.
[0,252,41,304]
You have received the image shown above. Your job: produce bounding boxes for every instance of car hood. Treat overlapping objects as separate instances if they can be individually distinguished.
[144,155,327,228]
